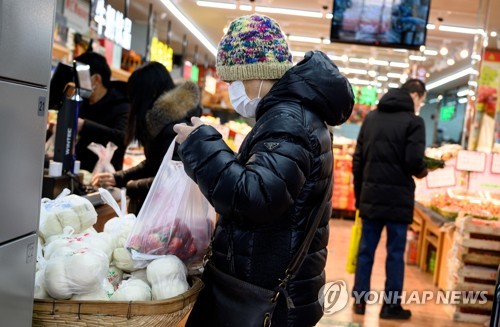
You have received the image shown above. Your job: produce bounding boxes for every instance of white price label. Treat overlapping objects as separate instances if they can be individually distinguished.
[492,153,500,174]
[456,150,486,172]
[426,167,456,189]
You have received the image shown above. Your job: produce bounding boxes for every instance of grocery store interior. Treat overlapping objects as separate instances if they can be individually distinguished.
[1,0,500,326]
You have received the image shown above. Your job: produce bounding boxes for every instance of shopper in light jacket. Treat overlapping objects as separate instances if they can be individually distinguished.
[174,14,353,327]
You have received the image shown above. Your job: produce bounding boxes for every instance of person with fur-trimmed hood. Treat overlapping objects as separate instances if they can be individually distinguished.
[92,62,202,214]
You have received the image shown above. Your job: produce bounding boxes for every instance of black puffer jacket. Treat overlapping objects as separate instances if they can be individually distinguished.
[76,88,130,172]
[114,81,201,212]
[179,51,353,326]
[353,88,427,224]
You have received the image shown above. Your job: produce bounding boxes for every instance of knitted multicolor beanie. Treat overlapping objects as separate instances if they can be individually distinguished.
[216,14,293,82]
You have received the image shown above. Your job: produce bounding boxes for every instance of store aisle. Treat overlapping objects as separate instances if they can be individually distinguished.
[318,219,479,327]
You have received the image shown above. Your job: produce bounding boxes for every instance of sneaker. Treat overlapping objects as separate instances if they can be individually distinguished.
[379,304,411,320]
[352,302,366,315]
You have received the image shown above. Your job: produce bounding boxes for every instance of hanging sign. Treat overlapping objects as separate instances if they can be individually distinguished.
[456,150,487,172]
[492,153,500,174]
[425,167,457,189]
[94,0,132,50]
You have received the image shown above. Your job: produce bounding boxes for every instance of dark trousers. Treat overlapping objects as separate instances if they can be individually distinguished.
[352,219,408,304]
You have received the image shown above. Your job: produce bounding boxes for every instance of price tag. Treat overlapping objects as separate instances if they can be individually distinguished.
[234,133,246,151]
[426,167,457,189]
[492,153,500,174]
[456,150,486,172]
[214,125,230,140]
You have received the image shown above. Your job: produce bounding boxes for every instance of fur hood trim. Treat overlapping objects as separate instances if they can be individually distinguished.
[146,80,200,138]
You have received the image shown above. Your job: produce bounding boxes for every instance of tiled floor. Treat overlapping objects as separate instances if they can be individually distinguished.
[318,219,482,327]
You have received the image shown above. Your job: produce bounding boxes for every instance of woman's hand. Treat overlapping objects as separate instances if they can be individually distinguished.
[173,117,205,144]
[91,172,116,187]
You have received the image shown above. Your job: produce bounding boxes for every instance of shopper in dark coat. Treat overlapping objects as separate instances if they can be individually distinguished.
[74,52,130,172]
[352,79,428,319]
[92,62,202,214]
[174,14,353,327]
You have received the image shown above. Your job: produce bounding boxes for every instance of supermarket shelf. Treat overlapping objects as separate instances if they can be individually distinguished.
[52,43,72,63]
[111,66,131,82]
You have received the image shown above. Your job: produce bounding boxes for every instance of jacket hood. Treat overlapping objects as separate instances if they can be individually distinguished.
[378,88,415,113]
[146,80,200,138]
[257,50,354,126]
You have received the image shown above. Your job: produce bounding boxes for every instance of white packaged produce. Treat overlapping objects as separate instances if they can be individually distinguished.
[71,279,114,301]
[99,187,137,250]
[44,231,113,262]
[39,192,97,241]
[34,269,49,299]
[147,256,188,300]
[109,279,152,301]
[44,247,109,300]
[129,269,150,286]
[106,265,124,290]
[112,247,140,272]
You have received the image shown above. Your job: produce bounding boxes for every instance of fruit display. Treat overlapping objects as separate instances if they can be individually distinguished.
[430,191,500,220]
[425,144,462,161]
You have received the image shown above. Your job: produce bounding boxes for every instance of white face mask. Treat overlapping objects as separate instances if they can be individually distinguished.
[228,80,263,118]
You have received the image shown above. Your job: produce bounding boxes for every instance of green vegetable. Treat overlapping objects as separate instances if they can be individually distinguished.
[424,156,445,171]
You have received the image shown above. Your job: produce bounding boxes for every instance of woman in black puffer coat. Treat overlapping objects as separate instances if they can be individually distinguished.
[174,14,353,327]
[92,62,201,214]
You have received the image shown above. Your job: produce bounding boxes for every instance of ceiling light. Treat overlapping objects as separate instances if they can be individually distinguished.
[346,68,367,75]
[255,6,323,18]
[326,13,333,19]
[341,55,349,62]
[460,49,469,58]
[426,67,476,90]
[323,39,331,44]
[291,51,306,57]
[349,57,369,64]
[387,72,403,78]
[369,58,389,66]
[239,4,252,11]
[468,81,478,87]
[196,1,236,9]
[161,0,217,56]
[409,55,426,61]
[368,70,377,77]
[377,89,383,94]
[377,76,389,81]
[393,49,408,53]
[457,89,469,97]
[440,47,448,55]
[491,31,498,37]
[471,95,476,101]
[483,38,489,47]
[388,83,399,88]
[447,58,455,65]
[390,61,410,68]
[328,54,343,61]
[426,23,436,30]
[439,25,484,35]
[348,78,370,85]
[471,53,481,61]
[288,35,322,44]
[458,97,468,104]
[424,49,438,56]
[419,45,426,52]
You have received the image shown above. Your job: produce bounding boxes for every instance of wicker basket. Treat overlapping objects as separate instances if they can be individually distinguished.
[32,277,202,327]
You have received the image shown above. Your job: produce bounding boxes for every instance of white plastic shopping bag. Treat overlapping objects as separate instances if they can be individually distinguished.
[125,139,216,268]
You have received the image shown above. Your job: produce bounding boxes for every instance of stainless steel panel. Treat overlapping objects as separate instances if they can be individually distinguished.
[0,234,37,327]
[0,0,56,85]
[0,81,46,243]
